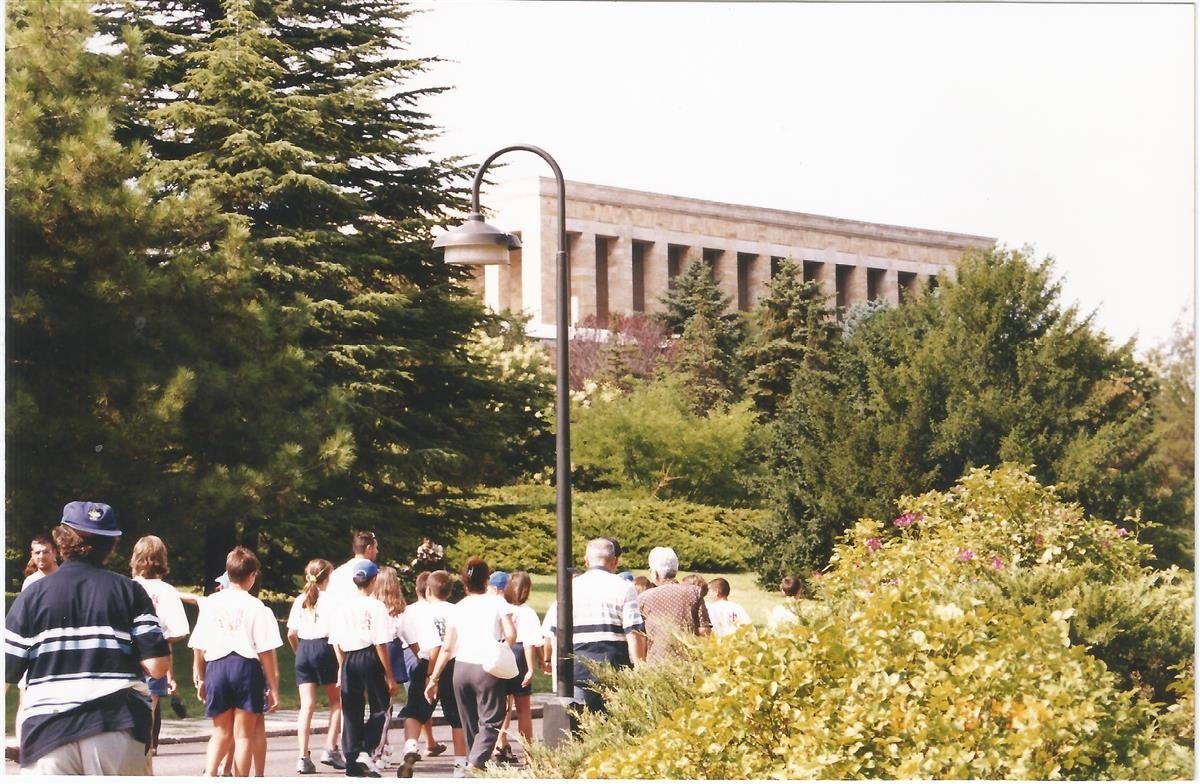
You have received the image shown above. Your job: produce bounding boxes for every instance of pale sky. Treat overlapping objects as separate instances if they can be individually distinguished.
[406,0,1195,355]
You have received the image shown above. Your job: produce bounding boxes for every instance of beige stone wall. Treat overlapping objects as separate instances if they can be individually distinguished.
[479,177,994,334]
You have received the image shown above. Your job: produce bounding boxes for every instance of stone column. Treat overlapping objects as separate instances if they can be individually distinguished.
[846,263,869,306]
[643,239,671,315]
[607,232,634,316]
[815,260,837,306]
[569,231,596,325]
[711,249,740,310]
[747,254,772,309]
[880,268,900,305]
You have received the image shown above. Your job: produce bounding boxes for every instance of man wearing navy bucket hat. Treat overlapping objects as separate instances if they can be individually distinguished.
[5,501,172,774]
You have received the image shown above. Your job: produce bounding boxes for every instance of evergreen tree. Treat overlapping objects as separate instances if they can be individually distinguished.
[6,0,343,584]
[752,247,1166,584]
[741,258,837,416]
[96,0,550,580]
[660,256,746,411]
[1142,310,1194,568]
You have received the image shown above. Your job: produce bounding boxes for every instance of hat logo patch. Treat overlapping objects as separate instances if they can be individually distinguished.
[87,508,103,521]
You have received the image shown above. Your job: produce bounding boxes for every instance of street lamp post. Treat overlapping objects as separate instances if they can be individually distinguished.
[432,146,576,708]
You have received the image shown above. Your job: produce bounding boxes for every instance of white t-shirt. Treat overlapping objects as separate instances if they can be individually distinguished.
[706,598,751,638]
[541,601,557,640]
[133,576,191,640]
[413,599,453,660]
[21,571,50,591]
[400,600,429,648]
[286,591,331,640]
[447,593,508,667]
[328,593,391,653]
[189,587,282,661]
[511,604,542,647]
[324,558,361,610]
[767,602,799,630]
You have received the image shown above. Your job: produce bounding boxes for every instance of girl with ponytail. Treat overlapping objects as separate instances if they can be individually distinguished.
[286,559,345,773]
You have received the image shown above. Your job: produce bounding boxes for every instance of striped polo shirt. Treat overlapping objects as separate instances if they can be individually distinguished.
[549,566,645,683]
[5,559,170,763]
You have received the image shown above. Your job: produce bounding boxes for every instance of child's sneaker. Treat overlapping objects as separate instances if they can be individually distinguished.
[426,742,447,757]
[397,740,420,778]
[297,754,317,774]
[357,753,383,778]
[321,748,347,770]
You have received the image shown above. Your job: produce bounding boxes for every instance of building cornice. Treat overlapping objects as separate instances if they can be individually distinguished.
[523,176,994,252]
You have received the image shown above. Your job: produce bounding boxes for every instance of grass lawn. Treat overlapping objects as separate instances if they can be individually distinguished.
[5,571,776,735]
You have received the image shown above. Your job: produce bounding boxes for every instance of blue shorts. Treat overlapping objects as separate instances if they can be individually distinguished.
[295,638,338,686]
[148,675,171,697]
[398,658,460,728]
[505,642,533,697]
[205,654,266,717]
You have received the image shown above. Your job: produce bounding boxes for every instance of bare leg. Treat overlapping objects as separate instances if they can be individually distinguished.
[205,711,235,776]
[253,713,267,776]
[231,709,257,776]
[297,683,318,756]
[514,694,533,744]
[324,683,343,754]
[451,727,467,758]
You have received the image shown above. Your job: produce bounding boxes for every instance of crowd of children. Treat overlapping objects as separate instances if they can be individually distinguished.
[13,530,784,778]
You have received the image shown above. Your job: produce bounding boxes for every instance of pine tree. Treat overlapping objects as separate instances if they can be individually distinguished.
[660,257,746,411]
[6,0,343,583]
[741,258,837,416]
[96,0,552,577]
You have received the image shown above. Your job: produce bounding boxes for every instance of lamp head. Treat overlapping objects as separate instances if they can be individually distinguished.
[433,212,520,266]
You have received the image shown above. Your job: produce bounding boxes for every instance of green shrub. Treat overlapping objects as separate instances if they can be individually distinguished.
[445,486,764,573]
[536,466,1192,779]
[570,375,762,505]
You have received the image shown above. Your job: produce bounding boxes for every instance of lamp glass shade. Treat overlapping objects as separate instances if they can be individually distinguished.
[433,213,519,266]
[441,241,512,266]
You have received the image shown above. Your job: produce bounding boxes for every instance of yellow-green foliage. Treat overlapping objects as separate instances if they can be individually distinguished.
[579,466,1192,779]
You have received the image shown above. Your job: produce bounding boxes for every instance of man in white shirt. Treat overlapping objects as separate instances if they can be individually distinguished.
[327,531,381,608]
[547,538,646,712]
[767,574,802,630]
[20,535,59,590]
[705,577,751,638]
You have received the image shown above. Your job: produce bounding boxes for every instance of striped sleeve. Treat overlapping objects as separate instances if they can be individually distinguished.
[129,582,170,661]
[621,583,645,634]
[5,594,31,684]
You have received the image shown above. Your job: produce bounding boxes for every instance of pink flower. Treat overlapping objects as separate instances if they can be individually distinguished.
[1116,527,1128,538]
[893,513,922,529]
[991,555,1004,571]
[958,549,975,562]
[866,538,882,553]
[1034,533,1044,548]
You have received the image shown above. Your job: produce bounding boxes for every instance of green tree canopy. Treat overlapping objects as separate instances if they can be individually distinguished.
[752,247,1166,584]
[6,0,345,583]
[741,258,837,416]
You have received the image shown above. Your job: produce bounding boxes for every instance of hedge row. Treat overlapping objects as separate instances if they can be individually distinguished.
[442,485,765,574]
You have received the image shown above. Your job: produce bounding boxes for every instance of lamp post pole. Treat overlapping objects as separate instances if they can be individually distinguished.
[447,146,574,701]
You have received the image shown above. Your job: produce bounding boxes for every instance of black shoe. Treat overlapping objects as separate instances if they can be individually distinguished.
[346,761,367,778]
[170,695,187,718]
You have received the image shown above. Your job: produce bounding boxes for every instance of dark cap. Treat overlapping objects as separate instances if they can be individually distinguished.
[61,501,120,537]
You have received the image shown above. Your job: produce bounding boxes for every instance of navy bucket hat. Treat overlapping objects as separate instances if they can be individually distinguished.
[61,501,121,537]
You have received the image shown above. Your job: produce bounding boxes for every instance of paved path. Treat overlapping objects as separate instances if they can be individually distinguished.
[6,698,551,777]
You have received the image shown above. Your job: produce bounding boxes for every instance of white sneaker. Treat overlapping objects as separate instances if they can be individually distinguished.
[357,752,383,778]
[377,745,393,767]
[452,763,467,778]
[398,741,421,778]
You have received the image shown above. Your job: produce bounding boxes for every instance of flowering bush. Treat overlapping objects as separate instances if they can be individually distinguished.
[565,466,1192,779]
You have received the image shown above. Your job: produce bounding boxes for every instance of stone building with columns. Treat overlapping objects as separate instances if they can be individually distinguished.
[463,177,994,339]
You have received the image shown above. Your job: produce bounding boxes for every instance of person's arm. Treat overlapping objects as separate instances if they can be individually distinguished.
[332,644,345,690]
[192,648,207,701]
[375,642,398,696]
[628,631,646,666]
[500,612,516,648]
[522,644,539,688]
[422,627,456,703]
[696,598,713,637]
[287,629,300,652]
[258,648,280,712]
